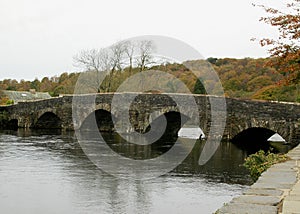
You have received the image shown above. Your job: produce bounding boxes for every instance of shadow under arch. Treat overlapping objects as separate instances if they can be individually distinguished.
[80,109,116,132]
[0,118,18,130]
[79,110,192,160]
[7,119,18,130]
[116,111,191,160]
[32,112,62,129]
[231,127,284,154]
[145,111,191,140]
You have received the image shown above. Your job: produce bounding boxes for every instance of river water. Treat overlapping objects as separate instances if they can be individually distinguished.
[0,129,251,214]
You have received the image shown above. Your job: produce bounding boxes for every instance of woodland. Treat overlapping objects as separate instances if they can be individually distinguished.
[0,57,299,105]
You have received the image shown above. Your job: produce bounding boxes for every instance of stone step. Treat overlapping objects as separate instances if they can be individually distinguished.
[217,202,278,214]
[244,188,283,197]
[231,195,281,206]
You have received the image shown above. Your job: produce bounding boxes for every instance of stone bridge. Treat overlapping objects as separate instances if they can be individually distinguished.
[0,93,299,147]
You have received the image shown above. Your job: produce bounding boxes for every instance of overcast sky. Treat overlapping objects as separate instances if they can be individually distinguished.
[0,0,282,81]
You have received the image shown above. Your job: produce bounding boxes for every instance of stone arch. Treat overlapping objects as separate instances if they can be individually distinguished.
[232,127,276,143]
[269,121,296,145]
[32,112,62,129]
[73,103,112,130]
[147,106,180,125]
[228,116,281,139]
[145,110,191,139]
[34,107,60,125]
[228,115,293,143]
[95,103,111,113]
[231,127,285,153]
[80,109,117,132]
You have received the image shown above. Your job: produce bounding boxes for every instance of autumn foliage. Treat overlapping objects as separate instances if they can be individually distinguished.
[0,57,298,103]
[255,0,300,83]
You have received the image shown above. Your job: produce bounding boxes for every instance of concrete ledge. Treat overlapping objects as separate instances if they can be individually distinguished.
[216,144,300,214]
[217,202,278,214]
[232,195,281,206]
[244,188,284,197]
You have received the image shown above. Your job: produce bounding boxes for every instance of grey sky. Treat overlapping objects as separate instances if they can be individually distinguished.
[0,0,281,80]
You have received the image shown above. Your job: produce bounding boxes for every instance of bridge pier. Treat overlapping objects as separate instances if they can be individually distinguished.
[0,94,299,149]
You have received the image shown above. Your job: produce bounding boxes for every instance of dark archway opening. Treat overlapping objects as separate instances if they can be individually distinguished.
[231,127,276,154]
[0,119,18,130]
[7,119,18,130]
[33,112,62,129]
[80,109,115,132]
[145,111,190,141]
[107,111,191,160]
[81,111,191,160]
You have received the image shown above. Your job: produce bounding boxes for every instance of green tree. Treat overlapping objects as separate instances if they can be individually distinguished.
[207,57,218,65]
[30,78,40,91]
[193,78,206,94]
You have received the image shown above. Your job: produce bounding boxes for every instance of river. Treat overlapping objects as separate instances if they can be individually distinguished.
[0,129,251,214]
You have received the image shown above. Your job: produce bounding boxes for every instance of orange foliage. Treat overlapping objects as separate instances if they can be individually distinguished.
[255,0,300,83]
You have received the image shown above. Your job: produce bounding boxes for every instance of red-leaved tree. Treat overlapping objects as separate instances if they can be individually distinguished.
[254,0,300,83]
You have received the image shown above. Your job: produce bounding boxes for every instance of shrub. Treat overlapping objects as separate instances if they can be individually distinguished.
[244,150,288,181]
[6,100,14,105]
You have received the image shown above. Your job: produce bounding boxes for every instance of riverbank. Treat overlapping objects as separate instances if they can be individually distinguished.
[216,144,300,214]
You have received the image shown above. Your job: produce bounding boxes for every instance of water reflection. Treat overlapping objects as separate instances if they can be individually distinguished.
[0,129,250,214]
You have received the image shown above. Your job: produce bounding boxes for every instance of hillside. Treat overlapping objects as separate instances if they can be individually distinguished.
[0,57,299,105]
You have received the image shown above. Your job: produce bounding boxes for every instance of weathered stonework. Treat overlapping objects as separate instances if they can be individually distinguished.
[0,93,299,146]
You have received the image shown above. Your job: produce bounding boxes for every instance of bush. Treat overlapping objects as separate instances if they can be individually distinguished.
[252,84,299,102]
[6,100,14,105]
[244,150,288,181]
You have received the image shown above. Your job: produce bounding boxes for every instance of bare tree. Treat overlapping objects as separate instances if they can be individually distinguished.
[110,42,126,72]
[73,48,111,93]
[136,40,155,71]
[73,39,155,93]
[74,49,101,72]
[123,40,136,74]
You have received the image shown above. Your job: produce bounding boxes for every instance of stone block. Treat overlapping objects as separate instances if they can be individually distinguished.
[244,188,283,197]
[282,200,300,214]
[218,202,277,214]
[232,195,281,206]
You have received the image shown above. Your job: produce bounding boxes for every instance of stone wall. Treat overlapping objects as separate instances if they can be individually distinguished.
[0,93,299,146]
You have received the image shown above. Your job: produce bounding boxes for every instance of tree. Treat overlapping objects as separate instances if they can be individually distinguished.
[254,0,300,83]
[58,72,69,84]
[73,48,111,92]
[207,57,218,65]
[30,78,40,91]
[39,77,56,93]
[110,42,125,72]
[73,40,156,92]
[193,78,206,94]
[106,42,128,92]
[18,79,31,91]
[123,40,136,74]
[136,40,155,71]
[0,90,7,105]
[5,79,17,90]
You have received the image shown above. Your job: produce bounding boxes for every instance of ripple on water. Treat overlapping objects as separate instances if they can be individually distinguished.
[0,132,249,214]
